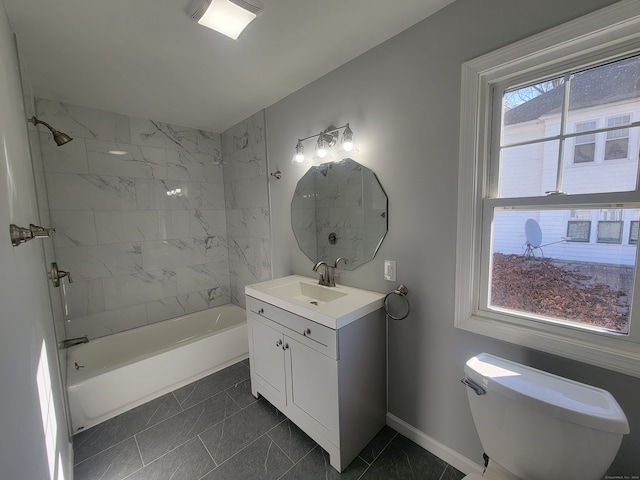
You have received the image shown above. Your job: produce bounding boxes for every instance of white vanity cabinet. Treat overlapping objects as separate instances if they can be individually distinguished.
[246,294,386,472]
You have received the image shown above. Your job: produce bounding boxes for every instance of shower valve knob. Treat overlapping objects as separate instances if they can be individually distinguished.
[49,262,73,287]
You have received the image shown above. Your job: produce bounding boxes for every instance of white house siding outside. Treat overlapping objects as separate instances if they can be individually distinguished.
[492,91,640,266]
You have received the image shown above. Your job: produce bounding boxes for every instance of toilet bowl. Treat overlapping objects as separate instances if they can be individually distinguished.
[461,353,629,480]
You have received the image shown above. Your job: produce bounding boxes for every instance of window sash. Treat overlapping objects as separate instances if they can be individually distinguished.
[456,0,640,378]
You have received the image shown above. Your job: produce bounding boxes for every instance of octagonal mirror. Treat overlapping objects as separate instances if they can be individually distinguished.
[291,158,388,270]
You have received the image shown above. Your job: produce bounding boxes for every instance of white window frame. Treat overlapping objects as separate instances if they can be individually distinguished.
[455,0,640,378]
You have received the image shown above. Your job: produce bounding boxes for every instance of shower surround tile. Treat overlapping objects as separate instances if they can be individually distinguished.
[41,135,89,174]
[222,111,272,308]
[102,270,178,310]
[95,210,160,244]
[145,288,230,323]
[86,139,168,180]
[62,279,105,320]
[37,97,131,143]
[36,99,231,338]
[56,243,143,281]
[50,210,98,247]
[66,303,148,339]
[46,172,138,211]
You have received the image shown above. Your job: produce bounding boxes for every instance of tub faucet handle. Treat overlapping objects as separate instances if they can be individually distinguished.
[49,262,73,287]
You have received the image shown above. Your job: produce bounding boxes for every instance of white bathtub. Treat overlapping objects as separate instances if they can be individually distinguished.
[66,304,248,433]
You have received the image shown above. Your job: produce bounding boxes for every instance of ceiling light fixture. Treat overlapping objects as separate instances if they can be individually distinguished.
[187,0,265,40]
[292,124,355,164]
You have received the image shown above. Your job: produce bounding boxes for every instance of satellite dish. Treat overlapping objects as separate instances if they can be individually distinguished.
[525,219,543,248]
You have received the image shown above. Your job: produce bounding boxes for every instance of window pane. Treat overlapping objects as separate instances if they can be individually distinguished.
[562,126,639,194]
[498,141,559,198]
[566,55,640,128]
[490,208,637,334]
[502,78,564,145]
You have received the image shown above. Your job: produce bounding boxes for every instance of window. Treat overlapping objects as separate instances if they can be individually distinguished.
[574,121,597,163]
[605,115,631,160]
[456,2,640,377]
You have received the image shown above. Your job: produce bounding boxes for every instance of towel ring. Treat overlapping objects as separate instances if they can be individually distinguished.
[383,284,410,321]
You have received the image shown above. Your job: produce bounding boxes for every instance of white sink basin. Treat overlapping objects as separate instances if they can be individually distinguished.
[269,281,347,304]
[245,275,385,329]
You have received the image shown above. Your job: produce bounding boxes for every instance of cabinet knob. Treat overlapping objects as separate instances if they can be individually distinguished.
[303,328,311,336]
[283,343,289,350]
[276,339,283,348]
[258,308,264,315]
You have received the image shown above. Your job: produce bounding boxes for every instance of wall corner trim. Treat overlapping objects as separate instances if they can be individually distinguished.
[386,413,483,476]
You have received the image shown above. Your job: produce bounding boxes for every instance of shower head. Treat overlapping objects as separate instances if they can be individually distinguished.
[29,116,73,146]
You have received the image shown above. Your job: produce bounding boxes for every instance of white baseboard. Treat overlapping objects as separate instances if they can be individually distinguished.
[386,413,484,476]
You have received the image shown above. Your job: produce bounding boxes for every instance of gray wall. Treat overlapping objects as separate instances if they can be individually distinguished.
[0,0,72,477]
[265,0,637,475]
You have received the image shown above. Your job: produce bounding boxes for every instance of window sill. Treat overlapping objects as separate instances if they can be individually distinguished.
[456,312,640,378]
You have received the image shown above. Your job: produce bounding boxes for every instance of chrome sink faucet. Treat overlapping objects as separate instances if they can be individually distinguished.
[313,261,332,286]
[313,258,349,287]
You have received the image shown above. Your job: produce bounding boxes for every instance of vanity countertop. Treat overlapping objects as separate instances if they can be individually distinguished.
[245,275,385,329]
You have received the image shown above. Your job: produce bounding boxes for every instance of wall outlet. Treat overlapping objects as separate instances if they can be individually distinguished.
[384,260,396,281]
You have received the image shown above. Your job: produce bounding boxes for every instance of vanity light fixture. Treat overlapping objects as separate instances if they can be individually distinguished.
[292,124,355,164]
[186,0,265,40]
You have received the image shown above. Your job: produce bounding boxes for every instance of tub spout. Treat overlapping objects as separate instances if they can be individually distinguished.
[59,336,89,349]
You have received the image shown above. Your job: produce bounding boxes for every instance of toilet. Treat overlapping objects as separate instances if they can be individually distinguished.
[461,353,629,480]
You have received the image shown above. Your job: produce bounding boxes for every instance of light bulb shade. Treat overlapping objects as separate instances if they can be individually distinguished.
[342,124,354,152]
[188,0,264,40]
[293,140,305,163]
[316,135,328,158]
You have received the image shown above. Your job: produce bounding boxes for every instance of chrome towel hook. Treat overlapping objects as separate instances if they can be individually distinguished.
[384,284,410,320]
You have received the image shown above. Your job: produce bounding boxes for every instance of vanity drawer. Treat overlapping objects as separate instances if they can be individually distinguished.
[247,296,337,359]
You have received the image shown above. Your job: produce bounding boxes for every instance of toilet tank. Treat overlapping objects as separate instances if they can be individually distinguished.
[463,353,629,480]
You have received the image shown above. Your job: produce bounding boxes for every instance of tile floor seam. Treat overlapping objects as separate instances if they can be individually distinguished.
[275,444,320,480]
[131,389,238,446]
[73,435,136,467]
[200,430,274,473]
[354,430,399,480]
[198,433,219,469]
[265,434,296,475]
[171,391,183,411]
[265,425,293,463]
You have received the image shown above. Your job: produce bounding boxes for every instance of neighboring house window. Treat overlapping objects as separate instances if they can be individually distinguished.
[630,221,639,245]
[605,115,631,160]
[574,121,597,163]
[456,2,640,377]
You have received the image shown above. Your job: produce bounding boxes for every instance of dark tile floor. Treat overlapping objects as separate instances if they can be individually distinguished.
[73,360,466,480]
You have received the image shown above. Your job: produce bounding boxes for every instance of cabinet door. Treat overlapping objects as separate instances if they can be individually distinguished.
[249,316,286,406]
[285,335,339,445]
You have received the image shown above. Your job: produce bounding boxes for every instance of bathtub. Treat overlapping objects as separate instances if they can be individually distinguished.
[66,304,248,433]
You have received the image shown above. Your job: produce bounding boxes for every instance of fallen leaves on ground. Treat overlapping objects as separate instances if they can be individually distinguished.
[491,254,629,333]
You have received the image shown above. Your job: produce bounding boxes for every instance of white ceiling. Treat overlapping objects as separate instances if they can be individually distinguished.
[4,0,454,133]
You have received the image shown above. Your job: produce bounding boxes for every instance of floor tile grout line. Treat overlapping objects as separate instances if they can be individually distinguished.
[73,434,136,467]
[134,400,244,466]
[198,429,278,475]
[72,372,251,466]
[264,419,298,465]
[356,431,399,480]
[198,434,218,468]
[119,436,146,480]
[275,444,320,480]
[265,434,296,476]
[128,379,251,450]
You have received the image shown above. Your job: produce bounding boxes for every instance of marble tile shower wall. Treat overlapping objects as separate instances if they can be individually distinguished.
[36,99,231,339]
[221,111,271,308]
